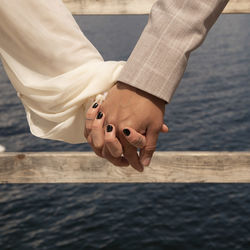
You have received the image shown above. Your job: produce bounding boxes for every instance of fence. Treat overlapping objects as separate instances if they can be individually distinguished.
[1,0,250,183]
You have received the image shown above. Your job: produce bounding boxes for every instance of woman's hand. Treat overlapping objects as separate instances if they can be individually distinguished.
[84,102,130,167]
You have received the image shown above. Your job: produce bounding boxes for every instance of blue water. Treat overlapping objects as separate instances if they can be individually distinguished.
[0,14,250,249]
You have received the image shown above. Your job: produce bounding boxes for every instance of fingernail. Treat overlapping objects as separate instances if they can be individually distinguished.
[107,125,113,132]
[92,103,98,108]
[96,112,103,119]
[141,157,151,167]
[123,129,130,136]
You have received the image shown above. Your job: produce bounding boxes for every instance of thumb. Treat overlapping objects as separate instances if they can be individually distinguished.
[161,123,169,133]
[122,127,146,149]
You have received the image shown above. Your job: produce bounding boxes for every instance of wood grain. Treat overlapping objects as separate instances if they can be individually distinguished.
[224,0,250,13]
[1,152,250,183]
[62,0,250,15]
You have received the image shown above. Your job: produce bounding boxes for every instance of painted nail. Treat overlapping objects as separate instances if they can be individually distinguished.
[107,125,113,132]
[92,103,98,108]
[96,112,103,119]
[123,129,130,136]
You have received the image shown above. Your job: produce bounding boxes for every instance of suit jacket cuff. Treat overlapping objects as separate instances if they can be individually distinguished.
[117,0,229,103]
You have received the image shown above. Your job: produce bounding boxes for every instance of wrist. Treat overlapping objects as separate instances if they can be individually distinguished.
[116,81,167,106]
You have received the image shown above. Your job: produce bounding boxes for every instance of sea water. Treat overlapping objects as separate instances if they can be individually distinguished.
[0,14,250,250]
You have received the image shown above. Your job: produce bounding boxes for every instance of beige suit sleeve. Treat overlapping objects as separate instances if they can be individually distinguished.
[117,0,229,103]
[0,0,125,143]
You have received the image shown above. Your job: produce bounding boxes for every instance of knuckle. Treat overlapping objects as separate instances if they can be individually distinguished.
[91,124,101,130]
[105,115,115,125]
[113,152,122,159]
[144,145,156,154]
[102,149,108,159]
[130,138,138,144]
[86,113,91,119]
[93,142,104,151]
[152,124,162,132]
[110,148,122,158]
[131,138,144,148]
[105,144,122,158]
[86,112,94,119]
[104,137,117,144]
[85,123,92,130]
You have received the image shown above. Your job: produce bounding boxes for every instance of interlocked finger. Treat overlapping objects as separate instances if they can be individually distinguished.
[90,111,105,156]
[104,124,123,158]
[102,145,129,167]
[119,132,144,172]
[84,102,100,139]
[122,127,146,149]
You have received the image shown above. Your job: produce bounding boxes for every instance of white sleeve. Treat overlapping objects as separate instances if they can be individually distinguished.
[0,0,125,143]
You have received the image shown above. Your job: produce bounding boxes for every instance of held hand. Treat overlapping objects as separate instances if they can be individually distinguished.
[84,81,168,172]
[101,82,168,170]
[84,102,129,166]
[84,101,152,168]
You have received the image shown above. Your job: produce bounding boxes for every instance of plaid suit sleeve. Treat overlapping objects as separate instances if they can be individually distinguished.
[117,0,229,103]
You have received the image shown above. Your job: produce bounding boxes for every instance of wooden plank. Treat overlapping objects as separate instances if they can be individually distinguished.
[62,0,250,15]
[223,0,250,13]
[0,152,250,183]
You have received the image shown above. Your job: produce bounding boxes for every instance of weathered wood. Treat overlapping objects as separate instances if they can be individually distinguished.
[62,0,250,15]
[0,152,250,183]
[224,0,250,13]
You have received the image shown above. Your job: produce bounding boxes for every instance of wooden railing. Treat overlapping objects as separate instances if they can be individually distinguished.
[0,0,250,183]
[1,152,250,183]
[62,0,250,15]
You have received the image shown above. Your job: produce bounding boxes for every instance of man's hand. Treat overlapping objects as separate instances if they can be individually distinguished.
[94,81,167,171]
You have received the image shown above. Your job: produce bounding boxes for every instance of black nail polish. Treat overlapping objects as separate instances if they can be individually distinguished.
[92,103,98,108]
[123,129,130,136]
[96,112,103,119]
[107,125,113,132]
